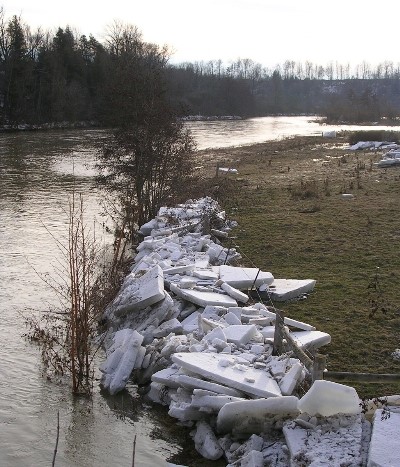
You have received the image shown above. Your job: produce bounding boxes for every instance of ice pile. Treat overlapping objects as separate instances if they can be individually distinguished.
[98,197,399,465]
[347,141,400,151]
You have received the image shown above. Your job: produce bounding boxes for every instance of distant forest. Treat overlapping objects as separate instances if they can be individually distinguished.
[2,10,400,127]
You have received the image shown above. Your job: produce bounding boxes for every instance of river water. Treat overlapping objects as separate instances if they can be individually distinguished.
[1,116,399,466]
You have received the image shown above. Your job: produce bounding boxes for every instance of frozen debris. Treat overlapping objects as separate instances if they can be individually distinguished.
[322,130,336,138]
[219,265,274,290]
[283,414,364,466]
[348,141,399,151]
[261,278,316,301]
[217,396,300,435]
[172,352,282,398]
[112,265,165,317]
[298,380,361,417]
[99,197,340,464]
[368,409,400,467]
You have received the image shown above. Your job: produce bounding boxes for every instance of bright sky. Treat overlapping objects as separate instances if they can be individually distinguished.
[2,0,399,69]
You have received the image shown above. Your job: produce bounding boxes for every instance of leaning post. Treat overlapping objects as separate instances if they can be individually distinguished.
[273,309,285,355]
[312,353,327,382]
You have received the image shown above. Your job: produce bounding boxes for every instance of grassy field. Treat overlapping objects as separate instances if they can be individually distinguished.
[198,134,400,398]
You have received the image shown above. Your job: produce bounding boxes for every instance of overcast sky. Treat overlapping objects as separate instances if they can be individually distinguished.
[2,0,398,69]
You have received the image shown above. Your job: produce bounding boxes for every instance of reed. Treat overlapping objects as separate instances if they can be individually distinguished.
[25,192,127,394]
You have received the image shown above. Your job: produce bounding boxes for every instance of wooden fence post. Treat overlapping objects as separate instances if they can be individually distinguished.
[312,353,327,382]
[273,309,285,355]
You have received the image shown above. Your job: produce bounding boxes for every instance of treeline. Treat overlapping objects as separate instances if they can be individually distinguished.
[167,60,400,121]
[2,8,400,126]
[0,9,174,126]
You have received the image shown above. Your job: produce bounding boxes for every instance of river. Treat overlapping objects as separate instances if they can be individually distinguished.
[1,116,399,466]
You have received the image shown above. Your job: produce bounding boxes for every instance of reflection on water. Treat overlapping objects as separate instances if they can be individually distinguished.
[185,115,324,149]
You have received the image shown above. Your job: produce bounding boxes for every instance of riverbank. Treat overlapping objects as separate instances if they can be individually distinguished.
[196,134,400,398]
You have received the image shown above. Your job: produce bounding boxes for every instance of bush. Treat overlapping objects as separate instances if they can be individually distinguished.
[348,130,400,145]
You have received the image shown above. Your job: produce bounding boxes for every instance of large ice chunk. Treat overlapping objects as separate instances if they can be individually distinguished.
[279,362,304,396]
[217,396,299,434]
[219,281,249,303]
[191,421,223,460]
[266,279,316,301]
[100,329,144,395]
[113,265,165,316]
[223,324,259,346]
[170,283,238,308]
[219,265,274,290]
[172,352,281,398]
[298,380,361,417]
[191,390,244,412]
[291,330,331,350]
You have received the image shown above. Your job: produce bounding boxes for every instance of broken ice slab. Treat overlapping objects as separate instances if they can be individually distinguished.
[100,329,144,395]
[192,269,219,280]
[217,396,300,434]
[219,281,249,303]
[158,206,201,220]
[298,380,361,417]
[368,409,400,467]
[172,352,282,399]
[152,318,183,338]
[192,421,224,460]
[263,279,316,301]
[181,311,200,334]
[191,390,245,412]
[219,265,274,290]
[223,324,259,346]
[177,374,244,397]
[113,265,165,317]
[255,308,316,331]
[279,362,304,396]
[170,283,238,308]
[290,330,331,350]
[168,400,206,422]
[138,218,159,236]
[162,264,195,275]
[151,367,181,388]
